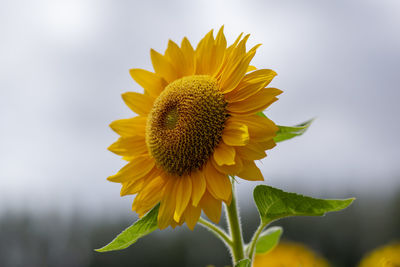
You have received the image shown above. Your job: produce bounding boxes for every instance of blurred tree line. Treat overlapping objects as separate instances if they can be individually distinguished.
[1,188,399,267]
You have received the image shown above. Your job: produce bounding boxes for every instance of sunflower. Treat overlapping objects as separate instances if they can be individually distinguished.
[108,26,281,230]
[358,242,400,267]
[253,242,330,267]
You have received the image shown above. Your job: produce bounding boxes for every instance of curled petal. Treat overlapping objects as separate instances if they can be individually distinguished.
[222,120,249,146]
[211,154,244,176]
[213,142,236,166]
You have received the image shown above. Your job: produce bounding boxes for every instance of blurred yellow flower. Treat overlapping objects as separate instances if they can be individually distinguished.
[358,242,400,267]
[108,26,281,230]
[253,242,330,267]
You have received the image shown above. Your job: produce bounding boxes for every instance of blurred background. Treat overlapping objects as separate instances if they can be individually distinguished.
[1,0,399,266]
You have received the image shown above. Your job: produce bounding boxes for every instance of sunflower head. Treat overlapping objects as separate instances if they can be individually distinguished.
[358,243,400,267]
[108,26,281,230]
[253,242,330,267]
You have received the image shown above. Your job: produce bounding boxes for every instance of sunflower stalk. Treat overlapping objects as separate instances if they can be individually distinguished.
[225,181,246,264]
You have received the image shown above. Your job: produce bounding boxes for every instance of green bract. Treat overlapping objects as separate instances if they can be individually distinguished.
[274,119,314,143]
[256,112,313,143]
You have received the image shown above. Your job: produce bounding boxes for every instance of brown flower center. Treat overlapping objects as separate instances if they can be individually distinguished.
[146,75,228,176]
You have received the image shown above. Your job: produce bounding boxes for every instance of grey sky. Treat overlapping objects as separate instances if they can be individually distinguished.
[0,0,399,214]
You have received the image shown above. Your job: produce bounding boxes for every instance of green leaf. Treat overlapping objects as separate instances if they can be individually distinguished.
[253,185,354,224]
[255,226,283,254]
[235,259,251,267]
[274,119,314,143]
[256,111,267,118]
[95,204,159,252]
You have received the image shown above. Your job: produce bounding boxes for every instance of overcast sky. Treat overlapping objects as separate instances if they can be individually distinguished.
[0,0,399,215]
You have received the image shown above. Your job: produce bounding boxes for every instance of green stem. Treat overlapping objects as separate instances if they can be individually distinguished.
[198,217,233,247]
[225,182,245,264]
[246,222,267,260]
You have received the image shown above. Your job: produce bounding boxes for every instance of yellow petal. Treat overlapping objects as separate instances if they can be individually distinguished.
[204,162,232,203]
[235,141,267,161]
[120,178,144,196]
[170,218,185,229]
[225,82,263,103]
[107,155,155,183]
[214,32,244,79]
[129,69,167,98]
[158,178,178,229]
[211,154,243,175]
[259,139,277,150]
[227,34,250,66]
[247,65,257,72]
[133,175,165,217]
[231,33,244,50]
[184,204,201,230]
[215,35,249,81]
[109,116,147,137]
[191,170,206,207]
[213,141,236,166]
[237,160,264,181]
[121,166,162,196]
[174,176,192,222]
[150,49,178,83]
[122,92,154,116]
[195,29,215,75]
[236,34,251,55]
[214,26,227,75]
[108,136,148,157]
[181,37,195,75]
[165,40,186,78]
[222,120,249,146]
[241,68,277,85]
[225,69,277,103]
[199,190,222,224]
[232,115,279,142]
[227,87,282,115]
[219,50,257,94]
